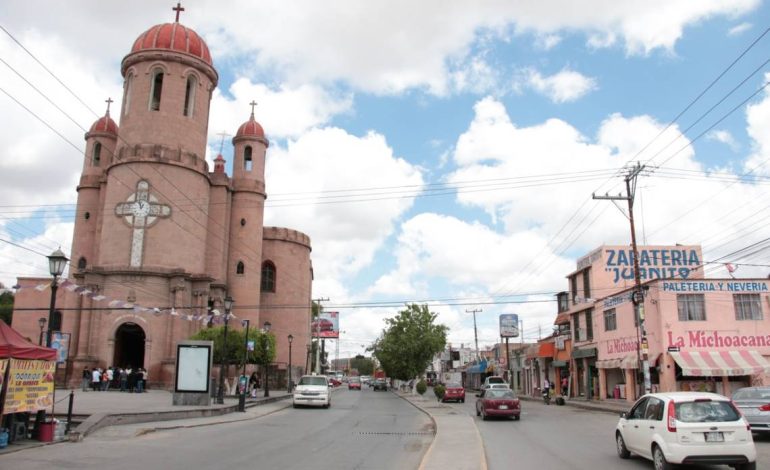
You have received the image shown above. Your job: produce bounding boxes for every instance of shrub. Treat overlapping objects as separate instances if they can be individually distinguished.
[416,379,427,395]
[433,383,446,400]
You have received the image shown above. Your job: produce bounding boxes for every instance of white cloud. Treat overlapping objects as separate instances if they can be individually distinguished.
[536,34,563,50]
[706,129,739,151]
[524,68,598,103]
[728,22,752,36]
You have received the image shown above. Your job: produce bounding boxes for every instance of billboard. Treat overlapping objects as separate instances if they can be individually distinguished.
[312,311,339,339]
[499,314,519,338]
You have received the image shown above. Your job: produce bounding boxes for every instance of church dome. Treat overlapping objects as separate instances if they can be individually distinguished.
[131,23,212,66]
[89,114,118,135]
[235,115,266,139]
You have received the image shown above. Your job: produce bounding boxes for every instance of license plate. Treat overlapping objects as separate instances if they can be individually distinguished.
[499,405,508,410]
[705,432,724,442]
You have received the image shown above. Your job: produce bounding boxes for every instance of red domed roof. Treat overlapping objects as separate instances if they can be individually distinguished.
[236,115,266,139]
[89,114,118,135]
[131,23,212,65]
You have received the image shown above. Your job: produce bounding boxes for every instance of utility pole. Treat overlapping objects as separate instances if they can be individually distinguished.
[466,308,482,361]
[593,162,651,396]
[313,297,329,375]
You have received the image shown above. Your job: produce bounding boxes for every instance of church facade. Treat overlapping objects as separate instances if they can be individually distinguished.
[11,14,313,389]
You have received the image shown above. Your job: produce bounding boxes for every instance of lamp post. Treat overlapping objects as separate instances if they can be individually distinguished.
[238,317,249,412]
[38,317,47,346]
[287,334,294,393]
[263,321,271,397]
[216,296,233,405]
[46,248,68,347]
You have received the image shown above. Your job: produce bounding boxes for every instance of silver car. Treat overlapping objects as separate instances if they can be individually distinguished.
[732,387,770,433]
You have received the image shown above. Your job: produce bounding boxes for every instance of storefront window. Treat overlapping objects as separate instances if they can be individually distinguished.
[677,294,706,321]
[604,308,616,331]
[734,293,763,320]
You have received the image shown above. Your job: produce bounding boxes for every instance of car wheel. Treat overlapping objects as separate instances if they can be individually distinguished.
[293,403,298,409]
[461,398,465,403]
[513,415,520,421]
[476,406,480,417]
[616,433,630,459]
[652,445,672,470]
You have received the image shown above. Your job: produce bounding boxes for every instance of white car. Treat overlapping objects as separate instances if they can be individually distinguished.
[615,392,756,470]
[293,375,331,408]
[481,376,508,391]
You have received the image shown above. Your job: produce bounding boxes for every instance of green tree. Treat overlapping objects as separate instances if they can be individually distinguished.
[371,304,447,381]
[0,287,13,325]
[189,326,275,370]
[349,355,375,375]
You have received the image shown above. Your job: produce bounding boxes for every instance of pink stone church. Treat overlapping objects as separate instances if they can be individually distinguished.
[11,10,313,389]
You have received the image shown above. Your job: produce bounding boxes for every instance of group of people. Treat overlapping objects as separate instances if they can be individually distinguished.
[542,376,570,396]
[81,366,148,393]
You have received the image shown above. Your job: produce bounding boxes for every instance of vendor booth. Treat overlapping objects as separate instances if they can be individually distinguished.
[0,321,57,446]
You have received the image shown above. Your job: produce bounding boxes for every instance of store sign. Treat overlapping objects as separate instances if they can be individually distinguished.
[605,247,700,284]
[607,336,638,354]
[499,314,519,338]
[662,281,768,292]
[3,359,55,414]
[312,311,340,339]
[667,330,770,349]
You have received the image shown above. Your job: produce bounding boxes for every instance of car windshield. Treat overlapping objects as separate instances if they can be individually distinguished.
[675,400,740,422]
[350,377,360,383]
[446,383,462,388]
[733,388,770,400]
[486,377,505,384]
[486,390,514,399]
[298,376,327,386]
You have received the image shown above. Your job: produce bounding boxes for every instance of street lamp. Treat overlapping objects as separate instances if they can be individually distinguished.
[38,317,47,346]
[238,316,249,412]
[287,334,294,393]
[216,296,233,404]
[46,248,68,347]
[263,321,271,397]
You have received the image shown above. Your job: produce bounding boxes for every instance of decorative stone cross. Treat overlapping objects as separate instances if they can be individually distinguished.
[115,180,171,267]
[173,2,185,22]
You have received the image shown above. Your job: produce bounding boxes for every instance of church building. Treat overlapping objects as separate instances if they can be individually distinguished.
[11,7,314,389]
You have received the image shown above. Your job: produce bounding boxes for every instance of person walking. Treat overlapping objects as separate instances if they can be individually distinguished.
[91,367,101,391]
[119,367,128,392]
[127,368,137,393]
[139,368,147,392]
[561,376,568,397]
[249,372,258,397]
[82,367,90,392]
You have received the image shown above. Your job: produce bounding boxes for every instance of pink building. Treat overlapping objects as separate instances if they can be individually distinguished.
[563,245,770,402]
[11,11,313,390]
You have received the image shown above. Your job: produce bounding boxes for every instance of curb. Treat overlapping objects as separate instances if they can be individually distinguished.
[518,395,628,415]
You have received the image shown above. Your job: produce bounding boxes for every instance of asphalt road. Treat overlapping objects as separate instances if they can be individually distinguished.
[444,395,770,470]
[1,387,433,470]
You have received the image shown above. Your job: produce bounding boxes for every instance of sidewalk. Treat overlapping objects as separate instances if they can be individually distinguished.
[395,390,486,470]
[518,394,631,414]
[0,387,291,455]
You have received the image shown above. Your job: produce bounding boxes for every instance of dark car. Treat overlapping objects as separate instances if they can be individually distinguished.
[442,382,465,403]
[373,378,388,391]
[733,386,770,434]
[476,389,521,420]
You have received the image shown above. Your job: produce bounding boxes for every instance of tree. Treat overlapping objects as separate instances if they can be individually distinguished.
[371,304,447,381]
[0,288,13,325]
[189,326,275,372]
[349,355,375,375]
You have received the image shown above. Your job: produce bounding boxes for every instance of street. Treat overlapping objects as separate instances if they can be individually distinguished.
[443,395,770,469]
[0,388,432,470]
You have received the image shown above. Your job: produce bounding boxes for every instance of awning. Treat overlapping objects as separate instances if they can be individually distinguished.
[538,342,555,357]
[670,350,770,377]
[596,358,622,369]
[596,354,640,369]
[466,360,488,374]
[572,347,597,359]
[551,360,568,368]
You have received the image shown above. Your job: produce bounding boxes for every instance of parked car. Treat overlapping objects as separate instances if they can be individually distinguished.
[348,377,362,390]
[442,382,465,403]
[615,392,756,470]
[481,376,508,391]
[293,375,331,408]
[373,378,388,391]
[328,377,342,387]
[475,388,520,420]
[732,387,770,434]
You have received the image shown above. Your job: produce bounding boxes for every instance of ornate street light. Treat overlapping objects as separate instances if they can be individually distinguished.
[46,248,68,347]
[263,321,271,397]
[287,334,294,393]
[238,317,249,412]
[38,317,47,346]
[216,296,233,404]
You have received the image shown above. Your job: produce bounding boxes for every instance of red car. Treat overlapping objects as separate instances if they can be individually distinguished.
[328,377,342,387]
[476,388,521,420]
[311,318,335,332]
[442,382,465,403]
[348,377,362,390]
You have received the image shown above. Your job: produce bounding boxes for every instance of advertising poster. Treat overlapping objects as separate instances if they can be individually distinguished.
[499,314,519,338]
[51,332,70,364]
[3,359,55,414]
[312,311,340,339]
[175,343,212,393]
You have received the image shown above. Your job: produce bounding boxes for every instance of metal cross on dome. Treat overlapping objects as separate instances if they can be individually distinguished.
[115,180,171,267]
[249,100,257,117]
[173,2,185,23]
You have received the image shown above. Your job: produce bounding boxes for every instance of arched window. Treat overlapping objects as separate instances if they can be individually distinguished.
[92,142,102,166]
[184,75,196,117]
[77,257,87,270]
[149,68,164,111]
[123,72,133,115]
[261,261,276,292]
[236,261,245,275]
[244,146,253,171]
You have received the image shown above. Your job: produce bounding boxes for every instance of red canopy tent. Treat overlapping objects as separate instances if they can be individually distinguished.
[0,321,56,360]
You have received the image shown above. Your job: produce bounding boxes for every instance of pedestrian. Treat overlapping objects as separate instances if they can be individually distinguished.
[249,372,258,397]
[140,368,148,392]
[119,367,128,392]
[127,368,137,393]
[561,376,568,396]
[135,368,144,393]
[101,368,110,391]
[105,367,114,391]
[82,367,90,392]
[91,367,101,391]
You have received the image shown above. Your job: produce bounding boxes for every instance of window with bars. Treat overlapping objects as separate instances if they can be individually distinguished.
[677,294,706,321]
[603,308,617,331]
[585,309,593,340]
[734,293,763,320]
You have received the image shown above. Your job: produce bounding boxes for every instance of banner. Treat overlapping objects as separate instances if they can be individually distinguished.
[312,311,339,339]
[51,332,70,364]
[3,359,55,414]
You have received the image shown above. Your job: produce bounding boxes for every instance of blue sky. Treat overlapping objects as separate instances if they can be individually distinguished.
[2,1,770,358]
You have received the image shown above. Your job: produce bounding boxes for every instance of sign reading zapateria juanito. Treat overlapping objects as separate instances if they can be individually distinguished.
[604,247,700,283]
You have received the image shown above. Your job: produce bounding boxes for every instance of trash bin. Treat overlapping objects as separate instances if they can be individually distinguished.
[37,421,55,442]
[0,428,8,449]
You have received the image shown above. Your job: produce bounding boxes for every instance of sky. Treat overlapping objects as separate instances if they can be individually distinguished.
[2,1,770,360]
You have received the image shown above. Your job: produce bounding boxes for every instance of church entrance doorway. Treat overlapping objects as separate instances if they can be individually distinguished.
[113,322,146,369]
